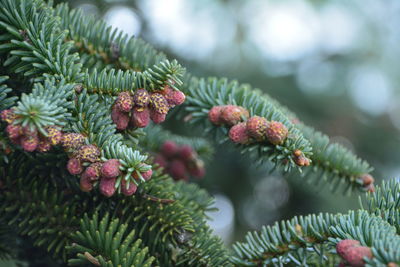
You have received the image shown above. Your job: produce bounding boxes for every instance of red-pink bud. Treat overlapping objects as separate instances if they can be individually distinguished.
[67,157,83,175]
[220,105,249,126]
[208,106,224,125]
[246,116,268,141]
[21,135,39,152]
[150,109,167,124]
[161,141,178,158]
[265,121,288,145]
[168,159,188,181]
[121,179,137,196]
[111,106,130,130]
[342,246,372,267]
[80,173,93,192]
[179,145,195,160]
[84,162,103,181]
[229,122,251,144]
[6,124,22,139]
[131,107,150,128]
[165,89,185,106]
[154,154,168,169]
[133,88,150,107]
[0,109,16,123]
[100,177,116,197]
[115,91,134,112]
[101,159,121,178]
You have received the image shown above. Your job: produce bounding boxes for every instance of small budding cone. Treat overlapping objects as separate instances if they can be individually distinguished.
[154,154,168,169]
[360,174,374,186]
[132,165,153,181]
[67,157,83,175]
[150,93,169,114]
[115,91,133,112]
[342,246,372,267]
[84,162,103,181]
[111,106,130,130]
[121,179,137,196]
[161,141,178,158]
[0,109,17,123]
[77,144,101,163]
[229,122,251,144]
[387,263,399,267]
[220,105,249,126]
[45,126,62,145]
[165,89,185,106]
[188,159,206,178]
[179,145,196,160]
[37,138,51,152]
[336,239,361,258]
[21,135,39,152]
[6,124,22,139]
[80,173,93,192]
[168,159,188,181]
[61,133,86,150]
[246,116,268,141]
[150,109,167,124]
[208,106,224,125]
[133,88,150,107]
[100,177,116,197]
[131,107,150,128]
[292,150,310,167]
[265,121,288,145]
[101,159,121,178]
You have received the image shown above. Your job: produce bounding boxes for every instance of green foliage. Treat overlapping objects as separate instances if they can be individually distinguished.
[0,76,17,110]
[67,212,155,267]
[13,78,74,135]
[297,123,373,193]
[185,77,312,173]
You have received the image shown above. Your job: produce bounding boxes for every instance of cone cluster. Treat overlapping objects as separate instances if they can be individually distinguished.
[208,105,310,166]
[111,86,185,130]
[1,109,62,152]
[336,239,373,267]
[154,141,205,181]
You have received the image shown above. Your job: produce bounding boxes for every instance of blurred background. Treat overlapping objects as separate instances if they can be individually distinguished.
[60,0,400,244]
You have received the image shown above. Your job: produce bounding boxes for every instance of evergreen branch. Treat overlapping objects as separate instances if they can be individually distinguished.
[0,75,17,110]
[13,77,74,134]
[139,124,214,159]
[184,77,312,173]
[296,123,374,193]
[361,179,400,233]
[54,2,167,72]
[67,212,155,267]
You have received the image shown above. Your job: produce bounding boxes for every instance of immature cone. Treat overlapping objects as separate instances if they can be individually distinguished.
[168,159,188,181]
[101,159,121,178]
[21,135,39,152]
[150,109,167,124]
[154,154,168,169]
[115,91,133,112]
[121,179,137,196]
[61,133,86,150]
[133,88,150,107]
[336,239,361,258]
[67,157,83,175]
[77,144,101,163]
[265,121,288,145]
[100,177,116,197]
[111,106,130,130]
[6,124,22,139]
[161,141,178,158]
[45,126,62,145]
[150,93,169,114]
[79,173,93,192]
[188,159,206,178]
[220,105,249,126]
[387,263,399,267]
[84,162,103,181]
[246,116,268,141]
[342,246,372,267]
[132,165,153,181]
[179,145,196,160]
[37,138,51,152]
[360,174,374,186]
[131,107,150,128]
[292,150,311,167]
[229,122,251,144]
[165,89,185,106]
[0,109,16,123]
[208,106,224,125]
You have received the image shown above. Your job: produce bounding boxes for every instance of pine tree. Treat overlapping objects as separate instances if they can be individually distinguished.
[0,0,398,266]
